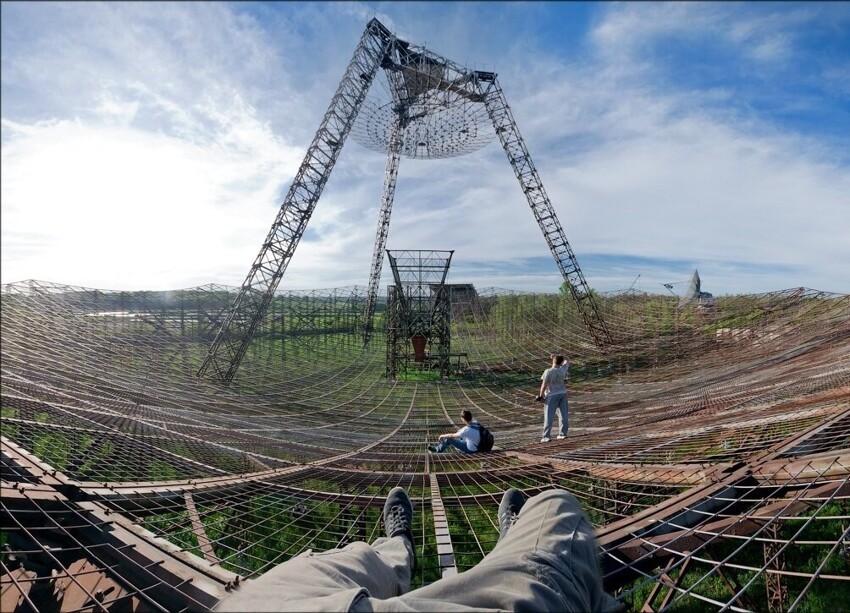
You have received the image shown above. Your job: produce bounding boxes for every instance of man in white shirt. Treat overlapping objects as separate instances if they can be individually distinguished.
[427,409,481,453]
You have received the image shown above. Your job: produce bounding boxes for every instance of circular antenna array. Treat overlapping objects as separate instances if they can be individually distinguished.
[351,48,496,159]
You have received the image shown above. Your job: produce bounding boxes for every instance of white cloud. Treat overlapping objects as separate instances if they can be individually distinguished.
[475,4,850,293]
[1,110,301,290]
[1,2,848,296]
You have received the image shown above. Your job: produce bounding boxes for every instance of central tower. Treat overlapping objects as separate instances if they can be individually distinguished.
[385,250,454,379]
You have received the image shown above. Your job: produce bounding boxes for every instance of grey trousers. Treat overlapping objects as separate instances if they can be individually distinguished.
[543,391,568,439]
[217,489,618,612]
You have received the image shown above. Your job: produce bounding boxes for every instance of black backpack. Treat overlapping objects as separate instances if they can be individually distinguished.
[472,422,495,452]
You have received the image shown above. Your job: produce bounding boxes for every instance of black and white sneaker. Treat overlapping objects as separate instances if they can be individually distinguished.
[498,488,526,543]
[384,487,415,572]
[427,444,438,453]
[384,487,414,544]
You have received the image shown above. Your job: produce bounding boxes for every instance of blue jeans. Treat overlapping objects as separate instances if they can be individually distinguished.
[543,392,568,439]
[434,438,473,453]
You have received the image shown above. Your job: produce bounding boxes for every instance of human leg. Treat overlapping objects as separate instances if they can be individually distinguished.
[374,489,617,613]
[217,488,416,612]
[556,392,569,438]
[433,437,471,453]
[542,394,562,440]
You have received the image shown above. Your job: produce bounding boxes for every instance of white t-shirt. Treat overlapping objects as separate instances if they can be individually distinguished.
[456,421,481,452]
[541,363,569,395]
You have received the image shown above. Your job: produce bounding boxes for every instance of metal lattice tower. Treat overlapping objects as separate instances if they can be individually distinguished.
[200,18,610,385]
[385,250,453,379]
[197,19,394,384]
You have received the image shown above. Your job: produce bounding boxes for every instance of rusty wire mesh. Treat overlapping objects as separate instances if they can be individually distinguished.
[1,280,848,611]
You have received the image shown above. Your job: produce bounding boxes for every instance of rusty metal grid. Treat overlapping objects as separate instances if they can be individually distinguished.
[1,280,848,611]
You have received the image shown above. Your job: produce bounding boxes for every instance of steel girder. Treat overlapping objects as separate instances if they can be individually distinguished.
[385,284,407,380]
[475,73,613,348]
[362,133,402,346]
[197,19,394,384]
[429,285,452,377]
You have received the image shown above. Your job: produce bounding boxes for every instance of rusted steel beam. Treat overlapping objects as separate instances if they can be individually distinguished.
[184,492,220,565]
[76,501,237,609]
[1,473,236,611]
[757,451,850,484]
[1,437,69,488]
[615,477,849,561]
[52,558,134,611]
[771,403,850,455]
[657,556,690,611]
[599,407,850,559]
[702,550,758,612]
[640,556,680,612]
[429,473,457,577]
[1,479,67,501]
[0,567,37,613]
[597,461,744,549]
[505,451,715,485]
[81,464,306,500]
[764,523,787,613]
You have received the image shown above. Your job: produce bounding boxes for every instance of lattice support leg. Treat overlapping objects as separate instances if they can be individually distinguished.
[198,19,395,384]
[362,132,402,345]
[764,522,787,612]
[475,73,612,349]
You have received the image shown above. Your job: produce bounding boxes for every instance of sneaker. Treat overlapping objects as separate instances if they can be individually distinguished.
[540,437,551,443]
[384,487,415,572]
[498,488,526,542]
[557,434,566,440]
[384,487,414,544]
[427,444,438,453]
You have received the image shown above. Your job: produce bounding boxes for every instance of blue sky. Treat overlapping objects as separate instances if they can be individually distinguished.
[2,2,849,295]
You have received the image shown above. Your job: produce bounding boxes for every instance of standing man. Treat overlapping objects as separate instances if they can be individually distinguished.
[536,354,569,442]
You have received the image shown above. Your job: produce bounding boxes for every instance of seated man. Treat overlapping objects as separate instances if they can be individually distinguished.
[427,409,480,453]
[217,486,620,612]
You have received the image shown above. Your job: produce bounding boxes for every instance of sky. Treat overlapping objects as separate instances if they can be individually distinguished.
[2,2,849,296]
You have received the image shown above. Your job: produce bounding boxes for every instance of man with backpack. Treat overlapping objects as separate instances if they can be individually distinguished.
[427,409,494,453]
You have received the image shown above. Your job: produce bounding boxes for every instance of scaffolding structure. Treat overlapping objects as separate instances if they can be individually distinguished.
[385,250,454,379]
[199,18,608,386]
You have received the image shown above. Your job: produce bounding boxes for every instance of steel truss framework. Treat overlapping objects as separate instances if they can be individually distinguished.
[2,280,848,611]
[200,18,608,386]
[385,250,453,379]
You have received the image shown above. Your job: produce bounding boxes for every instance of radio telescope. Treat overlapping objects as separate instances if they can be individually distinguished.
[197,18,610,385]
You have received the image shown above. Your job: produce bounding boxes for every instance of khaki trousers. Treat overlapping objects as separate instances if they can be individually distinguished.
[217,489,618,612]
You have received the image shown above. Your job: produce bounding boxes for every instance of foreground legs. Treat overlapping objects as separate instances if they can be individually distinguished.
[218,488,617,612]
[217,488,415,612]
[375,489,617,612]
